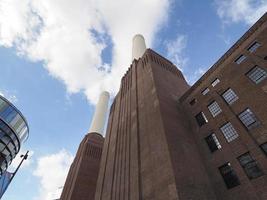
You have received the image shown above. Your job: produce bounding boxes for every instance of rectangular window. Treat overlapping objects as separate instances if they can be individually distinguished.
[220,122,238,142]
[238,108,259,129]
[195,112,208,127]
[246,66,267,84]
[260,142,267,156]
[235,55,246,64]
[219,162,240,189]
[205,133,222,152]
[248,42,260,53]
[208,101,222,117]
[202,88,210,95]
[211,78,220,87]
[222,88,239,105]
[189,99,196,106]
[237,152,263,179]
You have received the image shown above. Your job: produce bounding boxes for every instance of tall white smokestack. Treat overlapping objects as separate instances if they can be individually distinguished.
[132,34,146,61]
[89,91,110,135]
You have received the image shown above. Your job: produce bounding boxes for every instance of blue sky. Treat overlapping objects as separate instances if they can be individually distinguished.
[0,0,266,199]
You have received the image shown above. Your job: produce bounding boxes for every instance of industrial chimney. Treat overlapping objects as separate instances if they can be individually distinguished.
[132,34,147,61]
[60,91,110,200]
[89,91,110,135]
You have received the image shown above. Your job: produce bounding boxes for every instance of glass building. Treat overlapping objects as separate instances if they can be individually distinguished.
[0,95,29,176]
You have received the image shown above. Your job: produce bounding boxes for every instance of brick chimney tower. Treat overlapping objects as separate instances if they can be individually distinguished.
[60,91,109,200]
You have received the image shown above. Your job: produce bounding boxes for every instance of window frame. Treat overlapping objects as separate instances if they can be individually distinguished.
[246,66,267,84]
[238,108,260,130]
[201,88,210,95]
[219,162,240,189]
[237,152,263,179]
[207,101,222,117]
[220,122,239,143]
[260,142,267,156]
[235,55,247,64]
[195,112,208,127]
[221,88,239,105]
[211,78,220,87]
[205,133,222,153]
[247,42,260,53]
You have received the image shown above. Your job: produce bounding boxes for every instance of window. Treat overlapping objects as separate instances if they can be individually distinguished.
[220,122,238,142]
[190,99,196,106]
[205,133,222,152]
[248,42,260,53]
[202,88,210,95]
[237,152,263,179]
[238,108,259,129]
[222,88,239,105]
[219,162,240,189]
[235,55,246,64]
[246,66,267,84]
[260,142,267,156]
[208,101,222,117]
[211,78,220,87]
[195,112,208,127]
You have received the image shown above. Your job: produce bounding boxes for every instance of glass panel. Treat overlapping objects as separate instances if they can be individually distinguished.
[205,133,221,152]
[212,78,220,87]
[235,55,246,64]
[238,108,259,129]
[202,88,210,95]
[248,42,260,53]
[222,88,239,105]
[246,66,267,84]
[260,143,267,156]
[195,112,208,127]
[208,101,222,117]
[219,162,240,189]
[238,152,263,179]
[220,122,238,142]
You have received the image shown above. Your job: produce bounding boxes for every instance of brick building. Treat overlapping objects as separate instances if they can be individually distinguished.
[61,13,267,200]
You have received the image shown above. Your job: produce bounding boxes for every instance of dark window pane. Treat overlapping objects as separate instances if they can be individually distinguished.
[247,42,260,53]
[205,133,222,152]
[195,112,208,127]
[260,142,267,156]
[219,162,240,189]
[238,152,263,179]
[190,99,196,106]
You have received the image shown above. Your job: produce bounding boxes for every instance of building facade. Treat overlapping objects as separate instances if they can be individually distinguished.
[0,95,29,176]
[61,13,267,200]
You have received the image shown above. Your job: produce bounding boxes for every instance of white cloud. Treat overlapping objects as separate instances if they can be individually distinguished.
[165,35,188,70]
[0,89,18,103]
[215,0,267,25]
[0,0,170,104]
[33,149,74,200]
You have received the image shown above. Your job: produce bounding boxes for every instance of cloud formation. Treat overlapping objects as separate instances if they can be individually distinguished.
[33,149,73,200]
[215,0,267,25]
[165,35,188,70]
[0,0,170,104]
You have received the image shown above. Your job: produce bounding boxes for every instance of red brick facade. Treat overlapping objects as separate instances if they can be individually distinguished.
[60,133,104,200]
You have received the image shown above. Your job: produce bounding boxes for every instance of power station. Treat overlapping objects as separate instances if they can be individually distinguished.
[61,12,267,200]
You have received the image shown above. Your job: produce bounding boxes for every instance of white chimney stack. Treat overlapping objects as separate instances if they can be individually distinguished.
[132,34,146,61]
[89,91,110,135]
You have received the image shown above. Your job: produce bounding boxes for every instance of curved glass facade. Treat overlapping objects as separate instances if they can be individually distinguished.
[0,96,29,176]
